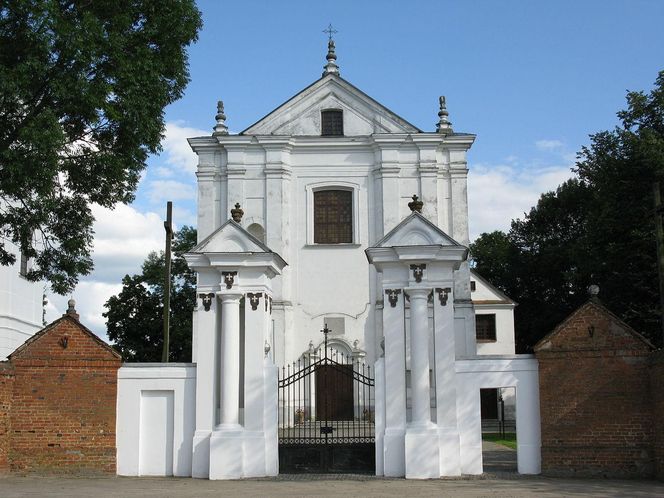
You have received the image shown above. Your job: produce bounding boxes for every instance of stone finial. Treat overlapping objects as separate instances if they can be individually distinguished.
[322,24,340,76]
[230,202,244,222]
[65,298,80,321]
[436,95,453,134]
[408,194,423,213]
[213,100,228,136]
[588,284,600,297]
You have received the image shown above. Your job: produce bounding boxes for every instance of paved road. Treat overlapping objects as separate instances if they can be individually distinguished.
[1,474,663,497]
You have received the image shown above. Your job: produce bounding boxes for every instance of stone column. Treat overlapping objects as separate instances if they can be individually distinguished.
[219,292,242,430]
[382,287,406,477]
[405,287,440,479]
[408,288,432,427]
[191,291,218,478]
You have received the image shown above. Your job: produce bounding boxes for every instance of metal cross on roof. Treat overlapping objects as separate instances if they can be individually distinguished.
[323,23,338,42]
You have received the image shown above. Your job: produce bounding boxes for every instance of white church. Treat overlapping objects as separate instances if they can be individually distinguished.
[114,38,541,479]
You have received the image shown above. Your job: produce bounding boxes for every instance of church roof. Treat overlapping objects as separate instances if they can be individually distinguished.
[240,72,422,136]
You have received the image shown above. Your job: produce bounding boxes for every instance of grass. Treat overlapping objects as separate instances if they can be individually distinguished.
[482,432,517,450]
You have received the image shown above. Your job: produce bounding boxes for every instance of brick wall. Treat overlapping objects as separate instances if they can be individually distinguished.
[652,350,664,480]
[4,313,121,474]
[535,299,655,478]
[0,362,14,474]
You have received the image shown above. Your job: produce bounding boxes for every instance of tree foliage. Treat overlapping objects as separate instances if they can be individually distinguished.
[0,1,202,294]
[471,71,664,350]
[103,226,196,362]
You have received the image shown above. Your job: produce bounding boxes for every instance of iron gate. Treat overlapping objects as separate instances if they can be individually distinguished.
[278,326,375,473]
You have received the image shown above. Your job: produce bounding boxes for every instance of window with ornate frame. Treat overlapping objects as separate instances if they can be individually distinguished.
[476,314,497,342]
[306,182,360,245]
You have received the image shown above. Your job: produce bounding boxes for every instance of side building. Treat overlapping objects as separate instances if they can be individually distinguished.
[0,241,44,360]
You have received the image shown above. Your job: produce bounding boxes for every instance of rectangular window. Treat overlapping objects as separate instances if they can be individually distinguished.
[321,109,344,136]
[476,314,496,342]
[19,252,28,277]
[470,281,476,292]
[314,190,352,244]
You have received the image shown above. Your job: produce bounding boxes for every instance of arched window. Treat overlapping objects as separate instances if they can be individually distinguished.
[321,109,344,136]
[314,190,352,244]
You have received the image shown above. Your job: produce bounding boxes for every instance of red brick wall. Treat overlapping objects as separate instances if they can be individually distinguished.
[535,300,654,478]
[652,350,664,480]
[0,362,14,474]
[7,316,121,474]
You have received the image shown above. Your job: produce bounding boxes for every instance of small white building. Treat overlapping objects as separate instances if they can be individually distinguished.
[116,39,539,479]
[0,240,43,360]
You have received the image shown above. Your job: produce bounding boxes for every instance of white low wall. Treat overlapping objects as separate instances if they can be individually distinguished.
[456,355,541,475]
[116,364,196,477]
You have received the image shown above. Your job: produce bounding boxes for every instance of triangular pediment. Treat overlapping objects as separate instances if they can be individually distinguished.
[373,212,462,248]
[242,74,421,136]
[190,219,273,254]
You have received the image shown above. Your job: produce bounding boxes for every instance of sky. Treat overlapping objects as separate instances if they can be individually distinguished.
[44,0,664,338]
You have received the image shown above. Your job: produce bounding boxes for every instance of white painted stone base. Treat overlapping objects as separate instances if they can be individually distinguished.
[242,432,267,477]
[405,426,440,479]
[191,431,211,478]
[209,430,243,479]
[208,429,274,479]
[438,429,461,476]
[383,430,405,477]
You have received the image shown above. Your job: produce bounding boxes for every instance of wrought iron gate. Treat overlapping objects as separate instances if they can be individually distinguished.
[278,326,375,473]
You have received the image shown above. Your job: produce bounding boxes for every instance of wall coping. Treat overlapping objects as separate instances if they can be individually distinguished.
[118,364,197,380]
[455,355,538,373]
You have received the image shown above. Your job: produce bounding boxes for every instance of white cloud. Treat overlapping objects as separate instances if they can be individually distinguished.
[159,121,209,175]
[468,163,574,240]
[45,281,123,343]
[147,180,197,204]
[535,139,564,151]
[45,203,165,338]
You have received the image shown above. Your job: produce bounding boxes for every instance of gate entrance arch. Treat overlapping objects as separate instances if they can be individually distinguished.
[278,326,375,473]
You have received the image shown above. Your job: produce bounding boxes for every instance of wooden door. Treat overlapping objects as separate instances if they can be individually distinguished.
[316,364,353,421]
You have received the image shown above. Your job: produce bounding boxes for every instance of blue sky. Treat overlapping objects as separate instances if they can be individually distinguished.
[46,0,664,335]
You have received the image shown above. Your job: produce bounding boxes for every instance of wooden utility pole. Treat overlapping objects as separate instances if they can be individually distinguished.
[654,183,664,348]
[162,201,174,362]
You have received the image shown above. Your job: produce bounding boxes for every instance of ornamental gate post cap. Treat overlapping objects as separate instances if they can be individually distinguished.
[230,202,244,222]
[408,194,423,213]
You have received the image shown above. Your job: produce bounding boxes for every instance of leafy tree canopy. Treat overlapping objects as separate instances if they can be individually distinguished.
[471,70,664,351]
[103,225,196,362]
[0,1,202,294]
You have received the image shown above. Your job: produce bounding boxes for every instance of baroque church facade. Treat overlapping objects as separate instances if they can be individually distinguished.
[189,41,513,368]
[116,40,540,479]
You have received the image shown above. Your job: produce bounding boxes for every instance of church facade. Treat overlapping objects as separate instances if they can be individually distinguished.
[116,40,540,479]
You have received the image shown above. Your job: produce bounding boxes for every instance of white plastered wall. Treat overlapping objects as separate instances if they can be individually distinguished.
[455,357,540,475]
[0,240,43,359]
[116,364,196,477]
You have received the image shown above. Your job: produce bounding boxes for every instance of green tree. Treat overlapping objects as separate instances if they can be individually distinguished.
[0,1,202,294]
[104,226,196,362]
[471,71,664,350]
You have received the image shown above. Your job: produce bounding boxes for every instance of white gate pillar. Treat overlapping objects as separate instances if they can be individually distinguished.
[382,287,407,477]
[366,211,469,479]
[185,217,287,480]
